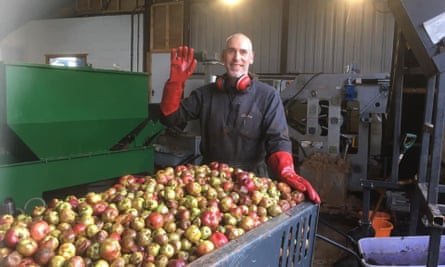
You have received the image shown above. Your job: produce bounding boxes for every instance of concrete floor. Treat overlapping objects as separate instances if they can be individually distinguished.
[312,212,364,267]
[311,203,415,267]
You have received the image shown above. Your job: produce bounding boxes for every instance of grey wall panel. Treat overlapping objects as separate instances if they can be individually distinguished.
[287,0,394,74]
[188,0,394,74]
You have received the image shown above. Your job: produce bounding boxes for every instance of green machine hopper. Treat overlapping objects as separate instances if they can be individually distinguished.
[0,62,164,211]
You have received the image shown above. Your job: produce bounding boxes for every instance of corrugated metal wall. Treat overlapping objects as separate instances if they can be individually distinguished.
[288,0,394,73]
[188,0,394,74]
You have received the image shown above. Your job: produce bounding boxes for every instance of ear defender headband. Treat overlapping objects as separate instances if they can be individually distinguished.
[215,74,251,92]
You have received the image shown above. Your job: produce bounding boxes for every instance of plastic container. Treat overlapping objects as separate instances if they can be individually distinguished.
[188,201,319,267]
[372,219,393,237]
[358,235,445,267]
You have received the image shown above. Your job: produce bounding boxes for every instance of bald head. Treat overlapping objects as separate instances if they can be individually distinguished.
[225,33,253,51]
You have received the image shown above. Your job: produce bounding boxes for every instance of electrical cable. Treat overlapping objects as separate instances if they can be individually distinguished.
[283,72,323,109]
[318,215,358,246]
[316,215,363,265]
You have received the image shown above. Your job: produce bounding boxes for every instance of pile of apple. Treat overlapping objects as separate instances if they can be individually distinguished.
[0,162,305,267]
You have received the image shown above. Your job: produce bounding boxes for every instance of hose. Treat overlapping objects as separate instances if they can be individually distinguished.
[316,215,364,265]
[23,197,46,214]
[315,233,362,265]
[318,216,358,246]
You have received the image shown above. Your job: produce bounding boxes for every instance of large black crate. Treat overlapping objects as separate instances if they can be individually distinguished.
[189,201,319,267]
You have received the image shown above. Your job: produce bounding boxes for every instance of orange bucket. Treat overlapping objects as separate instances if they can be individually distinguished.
[359,210,391,222]
[372,219,393,237]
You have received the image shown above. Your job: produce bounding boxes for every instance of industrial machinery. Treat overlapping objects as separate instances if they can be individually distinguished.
[281,72,390,195]
[0,62,164,212]
[385,0,445,266]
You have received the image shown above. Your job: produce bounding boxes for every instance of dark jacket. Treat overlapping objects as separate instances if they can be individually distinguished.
[161,79,292,175]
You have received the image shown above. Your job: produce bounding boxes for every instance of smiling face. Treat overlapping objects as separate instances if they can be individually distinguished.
[221,33,254,83]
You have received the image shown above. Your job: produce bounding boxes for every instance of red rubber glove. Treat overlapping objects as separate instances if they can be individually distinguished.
[268,151,321,204]
[160,46,197,116]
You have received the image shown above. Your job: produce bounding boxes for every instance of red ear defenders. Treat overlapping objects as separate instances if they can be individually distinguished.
[215,74,251,91]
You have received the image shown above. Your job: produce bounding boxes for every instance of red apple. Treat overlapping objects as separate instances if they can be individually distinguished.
[230,206,243,220]
[176,208,191,222]
[119,174,137,186]
[33,246,55,265]
[92,201,108,216]
[146,212,165,230]
[74,236,92,256]
[99,237,121,262]
[136,177,146,184]
[168,258,186,267]
[72,223,87,236]
[64,255,85,267]
[109,232,121,242]
[101,206,119,223]
[39,234,60,251]
[65,195,80,210]
[30,220,50,241]
[219,196,234,212]
[155,170,169,185]
[47,198,60,209]
[181,172,195,185]
[175,164,188,176]
[291,191,305,204]
[59,228,76,244]
[222,180,234,192]
[209,161,219,170]
[4,225,30,248]
[209,232,229,248]
[201,210,222,231]
[196,240,215,256]
[240,177,256,193]
[18,257,38,267]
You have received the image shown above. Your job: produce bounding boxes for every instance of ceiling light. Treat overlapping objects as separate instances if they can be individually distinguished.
[221,0,241,5]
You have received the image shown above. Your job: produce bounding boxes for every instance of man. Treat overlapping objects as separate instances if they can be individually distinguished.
[160,33,320,204]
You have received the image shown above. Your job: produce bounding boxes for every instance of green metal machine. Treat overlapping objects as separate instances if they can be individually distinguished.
[0,62,164,211]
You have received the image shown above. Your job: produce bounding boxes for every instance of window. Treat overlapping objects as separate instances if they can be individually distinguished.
[45,54,88,67]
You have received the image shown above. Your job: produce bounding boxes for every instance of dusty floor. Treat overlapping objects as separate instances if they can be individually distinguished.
[311,206,414,267]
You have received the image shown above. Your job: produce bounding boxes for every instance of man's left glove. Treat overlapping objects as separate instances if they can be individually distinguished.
[268,151,321,204]
[160,46,197,116]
